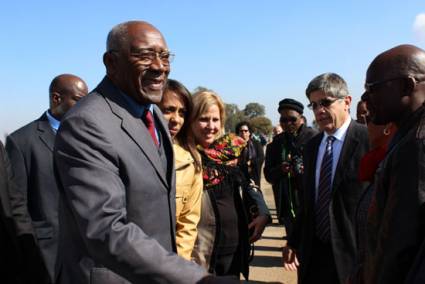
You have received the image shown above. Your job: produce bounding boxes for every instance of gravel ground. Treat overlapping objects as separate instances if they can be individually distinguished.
[242,178,297,284]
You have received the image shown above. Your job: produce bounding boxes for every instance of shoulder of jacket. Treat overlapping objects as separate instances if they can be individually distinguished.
[174,144,194,170]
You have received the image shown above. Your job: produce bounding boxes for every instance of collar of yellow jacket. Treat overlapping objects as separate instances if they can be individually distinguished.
[173,143,194,171]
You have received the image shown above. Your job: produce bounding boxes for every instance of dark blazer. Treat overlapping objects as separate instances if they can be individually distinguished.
[0,141,49,283]
[239,139,264,187]
[6,112,58,282]
[365,106,425,284]
[288,120,369,284]
[54,76,206,284]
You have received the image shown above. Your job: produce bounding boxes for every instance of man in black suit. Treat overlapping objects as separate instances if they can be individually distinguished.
[264,99,317,236]
[6,74,88,282]
[282,73,369,284]
[362,45,425,284]
[0,141,49,283]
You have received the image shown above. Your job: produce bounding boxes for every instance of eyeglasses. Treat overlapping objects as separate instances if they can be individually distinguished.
[239,129,250,133]
[364,76,425,94]
[307,98,340,110]
[110,48,175,66]
[280,116,298,123]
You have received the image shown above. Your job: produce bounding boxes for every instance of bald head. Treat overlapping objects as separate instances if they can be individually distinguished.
[364,44,425,125]
[49,74,88,120]
[106,21,162,53]
[367,44,425,81]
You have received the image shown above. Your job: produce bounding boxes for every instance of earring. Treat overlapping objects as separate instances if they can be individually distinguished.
[383,125,391,136]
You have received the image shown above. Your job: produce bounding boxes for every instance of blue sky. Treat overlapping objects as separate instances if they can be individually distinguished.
[1,1,424,138]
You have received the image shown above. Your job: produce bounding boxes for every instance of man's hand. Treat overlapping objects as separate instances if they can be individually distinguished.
[248,215,269,243]
[282,245,299,271]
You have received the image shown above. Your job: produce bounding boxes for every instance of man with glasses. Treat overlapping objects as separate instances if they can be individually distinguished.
[282,73,369,284]
[54,21,230,284]
[264,99,317,235]
[361,45,425,284]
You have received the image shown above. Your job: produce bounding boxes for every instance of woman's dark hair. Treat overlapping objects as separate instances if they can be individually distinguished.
[163,79,201,172]
[235,121,252,134]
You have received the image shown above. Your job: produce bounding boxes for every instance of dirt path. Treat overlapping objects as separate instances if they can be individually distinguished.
[243,178,297,284]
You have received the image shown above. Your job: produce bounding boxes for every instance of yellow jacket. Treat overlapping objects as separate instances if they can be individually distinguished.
[174,143,203,260]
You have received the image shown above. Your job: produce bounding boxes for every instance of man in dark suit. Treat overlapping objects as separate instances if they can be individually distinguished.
[264,99,317,235]
[282,73,369,284]
[53,21,226,284]
[6,74,88,282]
[362,45,425,284]
[0,141,49,283]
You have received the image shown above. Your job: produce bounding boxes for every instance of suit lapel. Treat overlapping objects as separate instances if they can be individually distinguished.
[306,133,323,207]
[153,105,175,187]
[37,114,55,152]
[97,78,169,189]
[332,121,359,191]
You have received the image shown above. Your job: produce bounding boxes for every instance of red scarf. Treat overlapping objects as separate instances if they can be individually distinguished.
[358,145,387,182]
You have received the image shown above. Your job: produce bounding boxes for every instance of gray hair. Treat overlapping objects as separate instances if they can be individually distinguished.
[305,72,349,99]
[106,22,132,52]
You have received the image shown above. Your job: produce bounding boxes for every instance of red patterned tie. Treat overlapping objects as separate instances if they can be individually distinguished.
[143,109,159,147]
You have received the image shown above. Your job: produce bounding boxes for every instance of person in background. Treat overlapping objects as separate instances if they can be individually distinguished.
[362,44,425,284]
[282,73,369,284]
[356,100,369,125]
[272,125,283,137]
[264,98,317,234]
[235,121,264,188]
[158,79,203,260]
[6,74,88,282]
[0,141,49,283]
[190,90,270,280]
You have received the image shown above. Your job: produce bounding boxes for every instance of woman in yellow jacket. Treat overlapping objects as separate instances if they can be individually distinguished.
[158,79,203,260]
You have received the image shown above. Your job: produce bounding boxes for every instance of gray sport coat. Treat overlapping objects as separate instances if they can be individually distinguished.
[54,76,206,284]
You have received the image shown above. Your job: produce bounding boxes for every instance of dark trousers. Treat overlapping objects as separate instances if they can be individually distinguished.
[303,236,339,284]
[215,251,241,278]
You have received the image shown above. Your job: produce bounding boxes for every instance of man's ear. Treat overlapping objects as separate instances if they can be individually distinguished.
[51,92,62,106]
[103,52,117,76]
[403,77,416,96]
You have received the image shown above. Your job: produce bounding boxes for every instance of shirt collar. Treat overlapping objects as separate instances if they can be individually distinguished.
[119,89,153,117]
[323,116,351,142]
[46,110,60,133]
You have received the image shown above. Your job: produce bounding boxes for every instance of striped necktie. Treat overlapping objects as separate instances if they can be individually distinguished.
[315,135,335,242]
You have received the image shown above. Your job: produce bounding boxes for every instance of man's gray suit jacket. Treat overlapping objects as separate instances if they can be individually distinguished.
[54,76,206,284]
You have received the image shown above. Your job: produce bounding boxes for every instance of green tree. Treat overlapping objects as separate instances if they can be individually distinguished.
[243,102,265,118]
[224,103,246,133]
[249,116,273,136]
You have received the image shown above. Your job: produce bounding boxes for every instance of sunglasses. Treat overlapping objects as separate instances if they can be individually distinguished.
[239,129,250,133]
[280,116,298,123]
[307,98,340,110]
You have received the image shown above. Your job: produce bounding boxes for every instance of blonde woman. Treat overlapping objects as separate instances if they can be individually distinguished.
[190,90,270,279]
